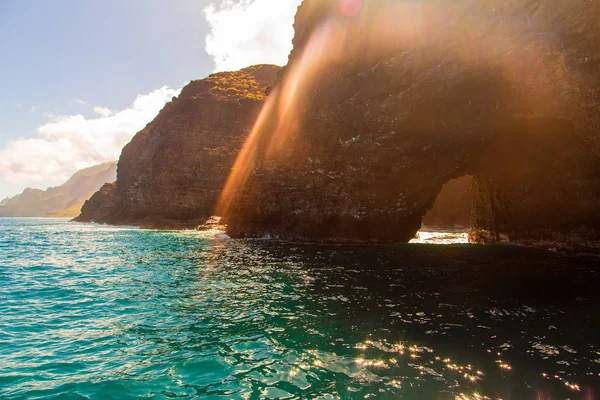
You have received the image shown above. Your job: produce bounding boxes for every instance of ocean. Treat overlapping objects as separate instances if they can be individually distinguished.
[1,218,599,399]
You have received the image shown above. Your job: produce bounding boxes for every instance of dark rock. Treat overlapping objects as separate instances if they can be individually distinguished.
[196,216,226,232]
[471,118,600,243]
[74,182,123,223]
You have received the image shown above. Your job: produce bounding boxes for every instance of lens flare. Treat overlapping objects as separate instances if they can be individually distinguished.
[340,0,362,17]
[215,91,279,217]
[216,20,350,217]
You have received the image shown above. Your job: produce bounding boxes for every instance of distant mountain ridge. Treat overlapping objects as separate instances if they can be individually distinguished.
[0,162,117,218]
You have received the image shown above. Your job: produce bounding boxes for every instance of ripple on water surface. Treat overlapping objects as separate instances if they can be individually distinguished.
[0,218,599,399]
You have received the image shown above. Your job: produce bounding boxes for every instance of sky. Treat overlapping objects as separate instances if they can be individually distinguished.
[0,0,301,199]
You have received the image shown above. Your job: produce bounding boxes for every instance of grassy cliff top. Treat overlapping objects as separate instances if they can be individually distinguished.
[206,70,267,101]
[180,64,281,103]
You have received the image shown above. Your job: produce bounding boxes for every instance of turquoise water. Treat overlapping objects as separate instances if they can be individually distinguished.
[1,218,599,399]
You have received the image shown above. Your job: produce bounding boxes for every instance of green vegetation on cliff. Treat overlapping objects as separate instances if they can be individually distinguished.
[206,71,267,101]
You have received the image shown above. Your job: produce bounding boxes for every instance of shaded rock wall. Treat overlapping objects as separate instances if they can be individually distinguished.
[74,183,123,223]
[470,118,600,242]
[75,65,280,229]
[225,0,600,243]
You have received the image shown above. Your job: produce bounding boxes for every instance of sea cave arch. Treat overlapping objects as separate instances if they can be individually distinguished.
[414,175,474,244]
[220,0,600,244]
[224,113,600,244]
[421,176,473,232]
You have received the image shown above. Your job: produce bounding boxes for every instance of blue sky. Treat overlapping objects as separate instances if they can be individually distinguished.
[0,0,300,199]
[0,0,213,147]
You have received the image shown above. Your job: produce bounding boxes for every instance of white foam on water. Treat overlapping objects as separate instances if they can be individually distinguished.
[410,230,470,245]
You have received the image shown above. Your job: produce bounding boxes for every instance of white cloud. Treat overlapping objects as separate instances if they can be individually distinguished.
[93,106,114,117]
[204,0,302,72]
[0,86,181,183]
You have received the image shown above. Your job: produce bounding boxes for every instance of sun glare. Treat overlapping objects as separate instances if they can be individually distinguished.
[216,19,351,217]
[340,0,362,17]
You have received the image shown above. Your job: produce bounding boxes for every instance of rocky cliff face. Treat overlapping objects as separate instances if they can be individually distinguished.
[469,118,600,244]
[75,65,280,228]
[0,162,117,218]
[74,183,123,223]
[224,0,600,243]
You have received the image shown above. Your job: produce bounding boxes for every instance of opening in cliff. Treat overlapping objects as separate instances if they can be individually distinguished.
[410,176,473,244]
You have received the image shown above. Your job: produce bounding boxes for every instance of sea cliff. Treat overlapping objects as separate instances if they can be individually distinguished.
[75,65,280,228]
[223,0,600,246]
